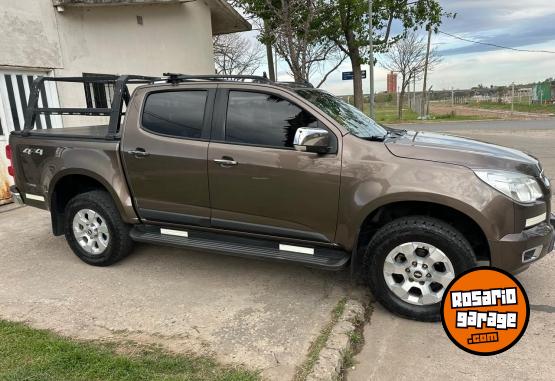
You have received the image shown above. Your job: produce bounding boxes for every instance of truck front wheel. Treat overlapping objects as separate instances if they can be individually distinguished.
[365,216,477,321]
[64,190,133,266]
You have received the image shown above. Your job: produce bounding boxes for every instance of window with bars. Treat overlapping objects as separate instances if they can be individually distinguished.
[0,72,61,135]
[83,73,115,109]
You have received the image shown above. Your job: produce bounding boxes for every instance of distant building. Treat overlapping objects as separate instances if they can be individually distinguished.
[532,81,553,103]
[387,71,397,93]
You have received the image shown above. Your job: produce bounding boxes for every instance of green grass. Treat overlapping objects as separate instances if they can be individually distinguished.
[0,320,260,381]
[363,103,420,123]
[466,101,555,114]
[357,102,496,124]
[431,113,498,121]
[294,298,347,381]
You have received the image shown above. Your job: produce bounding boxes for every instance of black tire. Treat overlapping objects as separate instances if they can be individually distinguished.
[64,190,133,266]
[365,216,477,322]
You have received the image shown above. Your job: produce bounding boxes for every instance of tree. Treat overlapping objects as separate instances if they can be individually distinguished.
[319,0,451,110]
[234,0,344,86]
[381,31,440,118]
[213,33,264,75]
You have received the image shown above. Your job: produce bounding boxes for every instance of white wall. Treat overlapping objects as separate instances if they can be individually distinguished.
[0,0,63,70]
[54,2,215,125]
[0,0,216,198]
[54,2,214,78]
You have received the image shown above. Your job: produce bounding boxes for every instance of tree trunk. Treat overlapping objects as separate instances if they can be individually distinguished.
[398,89,405,120]
[263,20,275,81]
[344,27,363,110]
[351,62,363,110]
[398,74,407,119]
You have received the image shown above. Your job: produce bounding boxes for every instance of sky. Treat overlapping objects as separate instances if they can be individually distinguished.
[251,0,555,95]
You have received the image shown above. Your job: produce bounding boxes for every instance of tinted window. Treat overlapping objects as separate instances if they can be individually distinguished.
[142,91,207,138]
[296,89,387,139]
[225,91,318,148]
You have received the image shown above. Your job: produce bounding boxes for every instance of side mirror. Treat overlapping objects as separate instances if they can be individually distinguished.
[293,127,330,154]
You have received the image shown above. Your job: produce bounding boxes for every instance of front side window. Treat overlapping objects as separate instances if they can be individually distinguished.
[142,91,207,138]
[295,89,387,139]
[225,91,318,148]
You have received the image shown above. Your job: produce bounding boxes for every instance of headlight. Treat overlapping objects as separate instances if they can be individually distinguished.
[474,170,543,203]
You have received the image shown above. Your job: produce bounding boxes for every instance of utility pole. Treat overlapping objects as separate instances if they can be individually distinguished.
[511,82,515,114]
[421,25,432,119]
[413,75,416,112]
[274,49,278,81]
[368,0,375,119]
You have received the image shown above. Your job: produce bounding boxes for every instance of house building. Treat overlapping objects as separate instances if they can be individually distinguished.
[0,0,250,204]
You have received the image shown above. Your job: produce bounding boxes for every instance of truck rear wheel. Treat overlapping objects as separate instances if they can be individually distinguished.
[365,216,477,321]
[64,190,133,266]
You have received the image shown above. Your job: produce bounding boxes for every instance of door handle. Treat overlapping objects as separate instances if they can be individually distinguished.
[127,148,150,157]
[214,158,238,167]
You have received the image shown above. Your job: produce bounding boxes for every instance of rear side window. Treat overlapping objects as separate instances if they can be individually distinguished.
[225,91,318,148]
[142,91,207,138]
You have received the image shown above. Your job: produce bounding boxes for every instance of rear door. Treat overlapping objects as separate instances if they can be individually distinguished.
[207,86,342,242]
[121,84,216,226]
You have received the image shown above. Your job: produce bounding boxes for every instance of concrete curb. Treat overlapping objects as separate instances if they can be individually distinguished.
[306,300,365,381]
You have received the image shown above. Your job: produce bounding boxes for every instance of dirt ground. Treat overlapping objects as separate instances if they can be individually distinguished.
[429,102,549,120]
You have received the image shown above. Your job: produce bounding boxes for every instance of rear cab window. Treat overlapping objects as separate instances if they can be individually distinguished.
[142,90,207,139]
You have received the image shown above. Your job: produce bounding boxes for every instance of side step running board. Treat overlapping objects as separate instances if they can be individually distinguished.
[130,225,350,270]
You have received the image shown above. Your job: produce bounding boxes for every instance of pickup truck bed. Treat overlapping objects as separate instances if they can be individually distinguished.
[12,125,112,140]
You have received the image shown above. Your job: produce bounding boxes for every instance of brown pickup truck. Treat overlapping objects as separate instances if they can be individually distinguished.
[7,74,554,321]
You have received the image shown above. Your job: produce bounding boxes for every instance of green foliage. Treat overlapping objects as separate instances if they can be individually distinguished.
[319,0,451,63]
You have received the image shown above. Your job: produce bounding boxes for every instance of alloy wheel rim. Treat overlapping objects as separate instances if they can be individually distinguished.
[72,209,110,255]
[383,242,455,306]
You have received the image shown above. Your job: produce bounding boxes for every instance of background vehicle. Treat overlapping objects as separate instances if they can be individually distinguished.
[7,74,554,321]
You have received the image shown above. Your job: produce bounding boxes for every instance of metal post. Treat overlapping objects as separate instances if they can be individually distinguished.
[368,0,375,119]
[451,87,454,108]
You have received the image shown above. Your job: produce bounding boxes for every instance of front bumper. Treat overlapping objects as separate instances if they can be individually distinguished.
[9,185,24,205]
[489,215,555,274]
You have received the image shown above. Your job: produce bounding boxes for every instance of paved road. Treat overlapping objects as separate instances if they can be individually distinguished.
[349,123,555,381]
[0,206,359,380]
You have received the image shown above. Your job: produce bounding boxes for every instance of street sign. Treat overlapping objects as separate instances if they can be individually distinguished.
[342,70,366,80]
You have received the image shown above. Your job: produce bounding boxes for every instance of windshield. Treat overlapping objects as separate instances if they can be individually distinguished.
[295,89,387,139]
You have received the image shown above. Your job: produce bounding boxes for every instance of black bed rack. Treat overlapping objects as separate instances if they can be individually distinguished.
[23,75,159,139]
[22,73,314,140]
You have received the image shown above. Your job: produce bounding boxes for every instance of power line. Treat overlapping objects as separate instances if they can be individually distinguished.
[438,30,555,54]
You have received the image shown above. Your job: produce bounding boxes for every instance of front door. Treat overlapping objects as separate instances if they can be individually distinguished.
[208,89,342,242]
[122,85,215,226]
